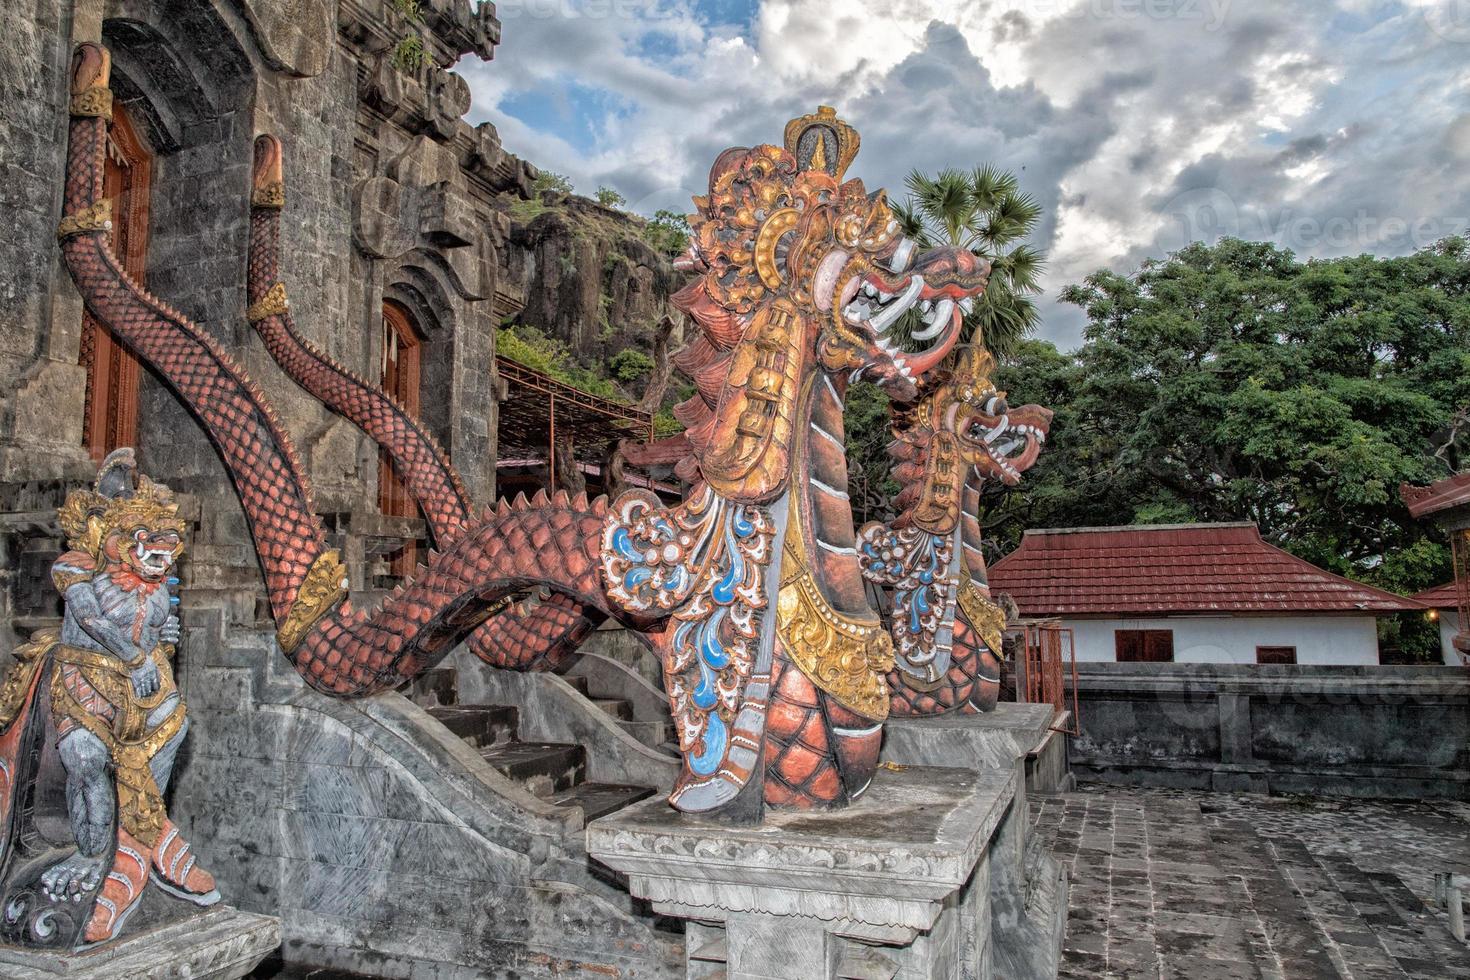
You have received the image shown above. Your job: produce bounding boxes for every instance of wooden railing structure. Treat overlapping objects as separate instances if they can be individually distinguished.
[1016,621,1080,735]
[494,356,655,489]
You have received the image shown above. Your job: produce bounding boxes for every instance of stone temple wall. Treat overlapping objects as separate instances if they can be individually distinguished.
[0,0,537,639]
[0,2,696,973]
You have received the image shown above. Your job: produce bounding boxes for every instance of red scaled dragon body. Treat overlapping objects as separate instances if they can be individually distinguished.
[59,47,1014,815]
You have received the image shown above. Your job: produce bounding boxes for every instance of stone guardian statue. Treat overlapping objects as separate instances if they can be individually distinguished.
[0,448,217,950]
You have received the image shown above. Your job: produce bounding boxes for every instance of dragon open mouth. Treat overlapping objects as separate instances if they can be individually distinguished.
[827,240,991,399]
[958,400,1052,485]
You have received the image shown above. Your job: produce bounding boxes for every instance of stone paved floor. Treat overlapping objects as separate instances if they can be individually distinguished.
[1031,786,1470,980]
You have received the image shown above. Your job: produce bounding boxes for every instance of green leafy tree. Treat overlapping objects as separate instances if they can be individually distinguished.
[533,171,574,196]
[596,186,627,209]
[979,236,1470,660]
[644,209,691,258]
[610,348,654,385]
[892,165,1045,358]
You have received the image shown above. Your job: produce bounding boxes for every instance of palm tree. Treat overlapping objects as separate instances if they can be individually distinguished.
[891,165,1045,359]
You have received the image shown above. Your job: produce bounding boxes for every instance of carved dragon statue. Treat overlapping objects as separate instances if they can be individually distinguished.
[859,347,1051,715]
[60,45,992,816]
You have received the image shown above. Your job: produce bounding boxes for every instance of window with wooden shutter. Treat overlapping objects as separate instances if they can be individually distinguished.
[1115,629,1175,662]
[1256,646,1297,665]
[379,300,423,577]
[80,101,150,462]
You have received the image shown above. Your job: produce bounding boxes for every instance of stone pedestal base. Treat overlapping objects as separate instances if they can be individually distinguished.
[588,765,1016,980]
[0,906,280,979]
[882,703,1072,794]
[881,705,1072,980]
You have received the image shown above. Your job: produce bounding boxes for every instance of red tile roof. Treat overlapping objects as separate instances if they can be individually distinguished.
[1401,473,1470,519]
[1412,582,1460,609]
[988,523,1424,617]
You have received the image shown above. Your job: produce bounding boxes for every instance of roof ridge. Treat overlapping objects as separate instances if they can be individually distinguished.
[990,521,1427,615]
[1022,521,1260,536]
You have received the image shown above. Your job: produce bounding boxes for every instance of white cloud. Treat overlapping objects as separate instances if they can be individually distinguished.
[457,0,1468,349]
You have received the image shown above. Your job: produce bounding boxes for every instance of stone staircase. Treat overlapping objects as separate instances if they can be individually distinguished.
[564,668,678,756]
[403,666,657,822]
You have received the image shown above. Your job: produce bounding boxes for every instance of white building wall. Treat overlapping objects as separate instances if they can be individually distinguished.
[1438,611,1465,667]
[1063,615,1380,666]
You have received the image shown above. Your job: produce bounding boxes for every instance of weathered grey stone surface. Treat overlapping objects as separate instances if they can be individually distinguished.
[0,906,278,979]
[589,765,1015,979]
[883,702,1074,794]
[881,705,1071,980]
[166,610,683,978]
[1035,786,1470,980]
[1069,663,1470,799]
[451,649,679,788]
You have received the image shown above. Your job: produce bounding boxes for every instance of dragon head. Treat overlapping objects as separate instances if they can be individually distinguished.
[890,347,1052,533]
[668,107,991,502]
[947,347,1052,486]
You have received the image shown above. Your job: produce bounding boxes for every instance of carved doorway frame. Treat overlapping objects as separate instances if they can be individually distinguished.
[79,100,151,463]
[379,299,423,576]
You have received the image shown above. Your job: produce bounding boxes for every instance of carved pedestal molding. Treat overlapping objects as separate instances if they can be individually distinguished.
[587,765,1016,979]
[0,906,280,979]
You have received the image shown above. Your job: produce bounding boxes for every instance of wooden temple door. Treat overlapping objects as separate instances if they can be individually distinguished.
[378,300,422,576]
[79,102,151,462]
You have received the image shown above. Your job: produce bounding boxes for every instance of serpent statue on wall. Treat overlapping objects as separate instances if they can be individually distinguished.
[59,43,997,816]
[246,137,1055,727]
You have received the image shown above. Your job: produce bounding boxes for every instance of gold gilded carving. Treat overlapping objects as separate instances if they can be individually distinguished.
[56,200,112,240]
[69,86,113,120]
[0,628,52,729]
[783,105,860,181]
[957,571,1008,658]
[911,430,963,534]
[701,300,804,502]
[252,180,286,209]
[776,525,893,720]
[753,208,799,289]
[247,282,289,322]
[58,471,184,563]
[278,549,349,653]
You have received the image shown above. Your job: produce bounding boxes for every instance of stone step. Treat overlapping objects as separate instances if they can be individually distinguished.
[617,719,679,754]
[591,697,633,721]
[479,741,587,798]
[563,674,591,697]
[547,782,657,821]
[426,704,518,747]
[400,667,458,707]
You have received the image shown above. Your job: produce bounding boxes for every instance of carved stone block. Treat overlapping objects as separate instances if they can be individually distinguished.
[238,0,333,78]
[587,765,1016,979]
[0,906,279,979]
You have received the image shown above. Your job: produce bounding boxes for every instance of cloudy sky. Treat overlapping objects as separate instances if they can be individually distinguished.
[457,0,1470,349]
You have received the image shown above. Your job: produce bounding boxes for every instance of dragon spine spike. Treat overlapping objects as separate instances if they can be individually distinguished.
[551,489,570,508]
[512,492,530,510]
[571,492,589,510]
[531,489,549,508]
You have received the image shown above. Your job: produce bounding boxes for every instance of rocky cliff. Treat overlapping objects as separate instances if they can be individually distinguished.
[502,193,684,371]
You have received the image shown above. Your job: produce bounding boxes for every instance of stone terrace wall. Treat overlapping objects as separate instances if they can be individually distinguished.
[1068,662,1470,799]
